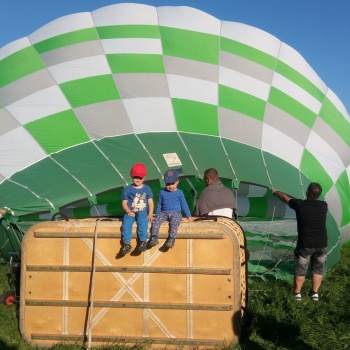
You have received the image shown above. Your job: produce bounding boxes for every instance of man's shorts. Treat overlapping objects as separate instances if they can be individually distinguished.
[294,247,327,276]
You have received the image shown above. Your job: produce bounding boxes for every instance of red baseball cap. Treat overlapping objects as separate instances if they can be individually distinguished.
[130,163,147,178]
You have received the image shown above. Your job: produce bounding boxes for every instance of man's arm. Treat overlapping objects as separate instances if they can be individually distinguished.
[272,189,292,204]
[0,208,6,219]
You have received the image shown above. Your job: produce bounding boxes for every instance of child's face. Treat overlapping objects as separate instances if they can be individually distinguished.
[166,180,179,192]
[132,176,145,187]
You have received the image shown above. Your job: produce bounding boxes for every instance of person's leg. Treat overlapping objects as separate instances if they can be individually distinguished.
[294,275,306,294]
[164,212,182,248]
[120,214,135,255]
[122,214,135,244]
[310,248,327,293]
[168,212,183,238]
[294,247,311,295]
[136,211,149,242]
[311,274,323,293]
[151,212,168,237]
[148,213,168,248]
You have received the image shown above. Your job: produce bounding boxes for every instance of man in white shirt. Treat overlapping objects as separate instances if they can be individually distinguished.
[195,168,237,219]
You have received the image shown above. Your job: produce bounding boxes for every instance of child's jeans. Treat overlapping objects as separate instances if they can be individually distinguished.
[122,211,149,243]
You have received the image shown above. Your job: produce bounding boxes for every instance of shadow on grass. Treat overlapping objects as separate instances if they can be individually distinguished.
[239,313,313,349]
[0,339,17,350]
[238,279,313,350]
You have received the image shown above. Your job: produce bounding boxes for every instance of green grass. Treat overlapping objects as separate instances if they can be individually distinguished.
[1,247,350,350]
[239,246,350,350]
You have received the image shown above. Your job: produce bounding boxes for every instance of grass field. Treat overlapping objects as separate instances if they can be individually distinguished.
[1,247,349,350]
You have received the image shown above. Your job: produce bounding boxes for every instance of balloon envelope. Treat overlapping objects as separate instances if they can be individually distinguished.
[0,4,349,278]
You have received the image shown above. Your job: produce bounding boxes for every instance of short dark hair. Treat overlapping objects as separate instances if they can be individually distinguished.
[204,168,219,182]
[307,182,322,199]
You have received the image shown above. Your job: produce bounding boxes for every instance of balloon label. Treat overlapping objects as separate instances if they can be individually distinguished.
[163,153,182,167]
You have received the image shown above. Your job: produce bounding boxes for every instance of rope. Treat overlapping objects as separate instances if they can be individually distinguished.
[258,157,306,276]
[247,140,306,280]
[86,219,100,350]
[247,204,276,280]
[254,235,297,278]
[257,164,304,278]
[85,218,120,349]
[248,150,275,280]
[0,238,9,250]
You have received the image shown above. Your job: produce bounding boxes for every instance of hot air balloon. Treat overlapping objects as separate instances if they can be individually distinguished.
[0,3,349,281]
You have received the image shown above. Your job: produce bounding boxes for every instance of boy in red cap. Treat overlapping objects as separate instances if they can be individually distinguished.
[119,163,154,256]
[148,169,192,249]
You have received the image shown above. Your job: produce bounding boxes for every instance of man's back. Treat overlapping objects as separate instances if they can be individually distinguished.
[195,179,236,216]
[289,198,328,248]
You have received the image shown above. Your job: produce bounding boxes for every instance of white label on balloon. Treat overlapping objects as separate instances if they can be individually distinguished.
[163,153,182,167]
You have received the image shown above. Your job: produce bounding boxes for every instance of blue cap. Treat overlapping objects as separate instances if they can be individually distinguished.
[164,169,179,183]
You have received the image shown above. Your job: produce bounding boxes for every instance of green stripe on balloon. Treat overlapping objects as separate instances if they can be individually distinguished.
[107,54,165,74]
[160,27,219,64]
[0,46,45,87]
[275,61,325,102]
[60,75,120,108]
[220,37,276,70]
[97,24,160,39]
[25,110,90,153]
[34,28,99,54]
[219,85,266,121]
[319,98,350,147]
[269,87,317,128]
[335,171,350,226]
[300,150,333,194]
[247,198,269,217]
[173,99,219,135]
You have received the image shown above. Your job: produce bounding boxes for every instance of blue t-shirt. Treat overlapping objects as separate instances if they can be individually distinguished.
[156,189,191,217]
[122,184,153,213]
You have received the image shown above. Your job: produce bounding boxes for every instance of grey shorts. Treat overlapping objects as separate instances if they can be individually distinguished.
[294,247,327,276]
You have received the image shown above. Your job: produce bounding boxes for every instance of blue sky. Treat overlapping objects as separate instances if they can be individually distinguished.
[1,0,349,113]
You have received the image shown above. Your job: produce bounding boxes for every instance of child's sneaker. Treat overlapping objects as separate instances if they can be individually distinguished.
[308,291,319,301]
[165,237,175,248]
[148,236,159,248]
[293,292,302,301]
[119,244,132,256]
[137,241,147,252]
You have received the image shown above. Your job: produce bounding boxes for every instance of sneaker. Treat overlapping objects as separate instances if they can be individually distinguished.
[137,241,147,252]
[308,291,319,301]
[148,236,159,248]
[165,237,175,248]
[119,244,132,256]
[293,292,302,301]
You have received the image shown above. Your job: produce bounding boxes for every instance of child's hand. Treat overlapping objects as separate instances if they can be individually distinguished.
[148,214,154,222]
[127,211,135,217]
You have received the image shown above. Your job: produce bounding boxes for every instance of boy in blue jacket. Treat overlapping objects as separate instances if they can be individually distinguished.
[148,169,192,249]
